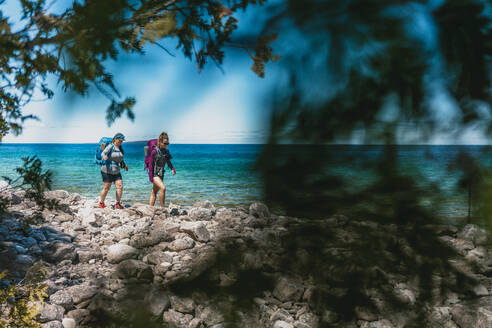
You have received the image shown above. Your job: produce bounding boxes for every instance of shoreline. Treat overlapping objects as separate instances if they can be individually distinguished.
[0,188,491,327]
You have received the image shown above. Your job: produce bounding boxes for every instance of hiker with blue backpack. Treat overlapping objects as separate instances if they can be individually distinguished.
[144,132,176,207]
[96,133,128,209]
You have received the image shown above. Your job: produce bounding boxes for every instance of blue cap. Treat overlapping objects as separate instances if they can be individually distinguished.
[114,132,125,141]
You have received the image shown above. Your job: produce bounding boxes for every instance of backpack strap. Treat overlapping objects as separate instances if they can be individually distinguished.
[105,143,115,168]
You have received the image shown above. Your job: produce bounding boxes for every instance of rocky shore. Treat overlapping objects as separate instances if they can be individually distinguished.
[0,188,492,328]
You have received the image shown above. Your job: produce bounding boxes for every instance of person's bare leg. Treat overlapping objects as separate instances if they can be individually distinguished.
[149,182,159,206]
[100,182,112,203]
[152,177,166,207]
[115,179,123,203]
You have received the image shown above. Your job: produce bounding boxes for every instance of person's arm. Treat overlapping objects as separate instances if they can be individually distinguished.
[148,148,157,182]
[166,151,176,175]
[101,144,113,161]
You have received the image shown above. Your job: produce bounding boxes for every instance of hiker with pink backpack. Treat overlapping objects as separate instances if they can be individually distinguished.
[144,132,176,207]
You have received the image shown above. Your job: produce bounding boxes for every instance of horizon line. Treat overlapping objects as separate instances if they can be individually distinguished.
[1,141,492,146]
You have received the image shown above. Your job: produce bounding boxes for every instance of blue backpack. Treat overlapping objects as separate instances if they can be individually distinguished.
[95,137,113,165]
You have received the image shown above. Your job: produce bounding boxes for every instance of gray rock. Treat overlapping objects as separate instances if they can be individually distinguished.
[168,237,195,251]
[458,224,488,246]
[188,207,214,221]
[134,204,155,217]
[45,190,70,199]
[55,213,73,223]
[106,244,138,263]
[66,309,91,325]
[473,284,489,297]
[62,318,76,328]
[16,254,34,265]
[41,321,64,328]
[273,277,304,302]
[145,288,170,317]
[477,307,492,328]
[169,295,195,313]
[163,309,193,327]
[198,306,224,326]
[39,303,65,322]
[43,241,77,263]
[249,202,270,218]
[359,319,394,328]
[21,236,38,248]
[77,247,103,263]
[49,290,73,310]
[66,285,98,304]
[273,321,294,328]
[116,259,153,281]
[180,222,210,242]
[147,251,174,265]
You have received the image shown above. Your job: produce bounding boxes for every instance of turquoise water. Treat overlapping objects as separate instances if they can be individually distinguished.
[0,143,264,206]
[0,144,490,216]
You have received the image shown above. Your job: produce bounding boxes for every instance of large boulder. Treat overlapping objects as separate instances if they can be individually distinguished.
[106,244,138,263]
[273,277,304,302]
[457,224,488,246]
[38,303,65,322]
[180,222,210,242]
[49,290,74,310]
[66,285,98,304]
[45,190,70,200]
[145,288,170,317]
[169,296,195,314]
[163,309,193,328]
[168,237,195,251]
[249,202,270,218]
[188,207,214,221]
[116,259,153,281]
[42,241,77,263]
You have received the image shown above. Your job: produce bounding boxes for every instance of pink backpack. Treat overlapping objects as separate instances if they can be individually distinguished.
[144,139,158,171]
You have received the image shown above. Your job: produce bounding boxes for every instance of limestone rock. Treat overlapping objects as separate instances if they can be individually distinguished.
[168,237,195,251]
[62,318,76,328]
[49,290,73,310]
[180,221,210,242]
[39,303,65,322]
[458,224,488,246]
[145,288,170,317]
[273,321,294,328]
[273,277,304,302]
[106,244,138,263]
[43,241,77,263]
[249,202,270,218]
[66,285,98,304]
[188,207,214,221]
[116,259,153,281]
[169,295,195,313]
[41,321,64,328]
[163,309,193,327]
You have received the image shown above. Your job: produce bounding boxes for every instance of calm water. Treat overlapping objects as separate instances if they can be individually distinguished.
[0,143,264,207]
[0,144,489,216]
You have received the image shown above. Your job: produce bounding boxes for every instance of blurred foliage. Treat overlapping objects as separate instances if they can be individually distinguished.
[0,155,58,227]
[0,0,276,135]
[0,262,47,328]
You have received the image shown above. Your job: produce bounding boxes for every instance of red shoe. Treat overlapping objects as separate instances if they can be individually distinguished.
[98,202,105,208]
[115,202,124,209]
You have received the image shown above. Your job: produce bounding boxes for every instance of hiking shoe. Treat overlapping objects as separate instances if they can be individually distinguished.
[98,202,105,208]
[115,202,124,209]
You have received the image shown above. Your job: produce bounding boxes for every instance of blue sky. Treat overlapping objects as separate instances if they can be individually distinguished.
[2,0,491,145]
[1,1,274,144]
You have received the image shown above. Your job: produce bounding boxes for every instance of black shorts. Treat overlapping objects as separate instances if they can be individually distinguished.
[101,171,122,183]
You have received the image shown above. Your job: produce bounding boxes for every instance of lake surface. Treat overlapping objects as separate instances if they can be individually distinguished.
[0,143,489,217]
